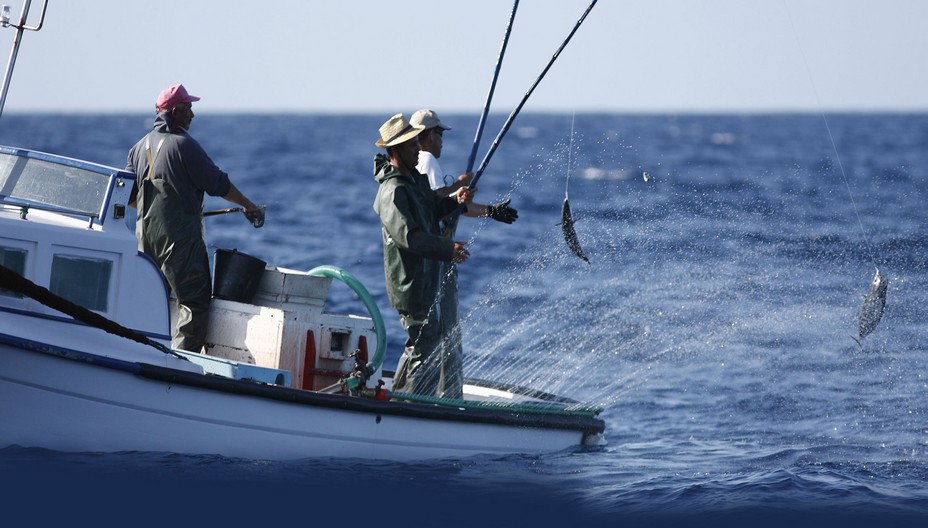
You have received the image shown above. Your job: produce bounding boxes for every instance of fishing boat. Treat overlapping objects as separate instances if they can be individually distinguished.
[0,143,606,461]
[0,2,605,462]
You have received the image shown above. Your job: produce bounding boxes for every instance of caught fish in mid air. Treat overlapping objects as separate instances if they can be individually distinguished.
[561,194,589,263]
[851,267,887,350]
[559,114,589,264]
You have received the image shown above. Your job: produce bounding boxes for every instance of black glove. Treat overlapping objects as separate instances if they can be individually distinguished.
[487,199,518,224]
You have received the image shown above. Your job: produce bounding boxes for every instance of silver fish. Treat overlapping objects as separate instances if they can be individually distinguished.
[851,267,887,350]
[561,195,589,263]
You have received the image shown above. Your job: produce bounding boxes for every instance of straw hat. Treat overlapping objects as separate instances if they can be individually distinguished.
[375,114,425,148]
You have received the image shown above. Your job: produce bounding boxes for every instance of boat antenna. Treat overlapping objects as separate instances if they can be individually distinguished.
[0,0,49,120]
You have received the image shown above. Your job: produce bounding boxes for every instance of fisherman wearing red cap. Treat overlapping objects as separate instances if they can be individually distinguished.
[126,83,265,353]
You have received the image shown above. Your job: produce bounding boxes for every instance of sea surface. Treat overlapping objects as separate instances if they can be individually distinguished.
[1,113,926,526]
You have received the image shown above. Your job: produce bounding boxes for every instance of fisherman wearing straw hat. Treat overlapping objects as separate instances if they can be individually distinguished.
[373,113,473,398]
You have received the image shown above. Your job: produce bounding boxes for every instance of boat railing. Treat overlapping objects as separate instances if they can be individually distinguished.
[0,197,101,224]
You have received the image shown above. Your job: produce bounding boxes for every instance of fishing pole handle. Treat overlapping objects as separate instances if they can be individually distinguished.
[202,207,242,217]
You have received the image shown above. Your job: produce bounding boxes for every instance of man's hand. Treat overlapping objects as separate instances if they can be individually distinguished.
[243,203,266,228]
[454,172,473,190]
[452,242,470,263]
[487,199,518,224]
[453,186,475,207]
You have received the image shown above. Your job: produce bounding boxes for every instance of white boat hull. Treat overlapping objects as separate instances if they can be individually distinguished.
[0,341,601,461]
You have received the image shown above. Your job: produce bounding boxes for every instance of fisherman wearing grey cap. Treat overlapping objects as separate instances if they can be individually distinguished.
[411,108,518,220]
[410,108,518,399]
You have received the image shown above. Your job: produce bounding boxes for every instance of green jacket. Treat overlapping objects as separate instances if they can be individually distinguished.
[373,153,458,316]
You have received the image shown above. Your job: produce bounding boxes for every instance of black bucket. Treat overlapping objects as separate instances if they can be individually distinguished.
[213,248,267,303]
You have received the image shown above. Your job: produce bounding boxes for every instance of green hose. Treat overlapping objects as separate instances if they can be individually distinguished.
[306,265,386,374]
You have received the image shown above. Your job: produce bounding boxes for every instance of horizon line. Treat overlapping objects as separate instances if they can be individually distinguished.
[3,107,927,116]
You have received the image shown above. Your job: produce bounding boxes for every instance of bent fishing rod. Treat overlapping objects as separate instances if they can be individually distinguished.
[447,0,598,234]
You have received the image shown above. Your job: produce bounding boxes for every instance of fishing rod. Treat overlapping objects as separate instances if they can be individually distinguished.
[202,207,243,217]
[466,0,519,174]
[203,205,266,228]
[447,0,598,233]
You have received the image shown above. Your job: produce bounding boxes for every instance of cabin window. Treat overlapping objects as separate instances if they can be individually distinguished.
[0,246,26,298]
[0,152,110,218]
[50,254,112,311]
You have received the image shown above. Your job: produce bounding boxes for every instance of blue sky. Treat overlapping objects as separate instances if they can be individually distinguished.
[4,0,927,113]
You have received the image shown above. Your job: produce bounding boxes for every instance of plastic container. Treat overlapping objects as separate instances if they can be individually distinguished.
[213,248,267,303]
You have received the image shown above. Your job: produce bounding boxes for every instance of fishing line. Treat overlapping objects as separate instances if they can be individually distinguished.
[565,112,576,197]
[782,2,878,269]
[783,3,888,346]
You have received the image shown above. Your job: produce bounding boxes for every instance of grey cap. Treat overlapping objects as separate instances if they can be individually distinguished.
[410,109,451,131]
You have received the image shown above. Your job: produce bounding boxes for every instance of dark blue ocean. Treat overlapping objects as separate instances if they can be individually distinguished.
[1,113,926,526]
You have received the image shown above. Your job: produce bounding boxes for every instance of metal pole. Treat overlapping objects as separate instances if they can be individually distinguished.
[0,0,48,120]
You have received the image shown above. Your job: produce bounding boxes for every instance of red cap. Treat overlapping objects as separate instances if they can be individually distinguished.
[155,84,201,111]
